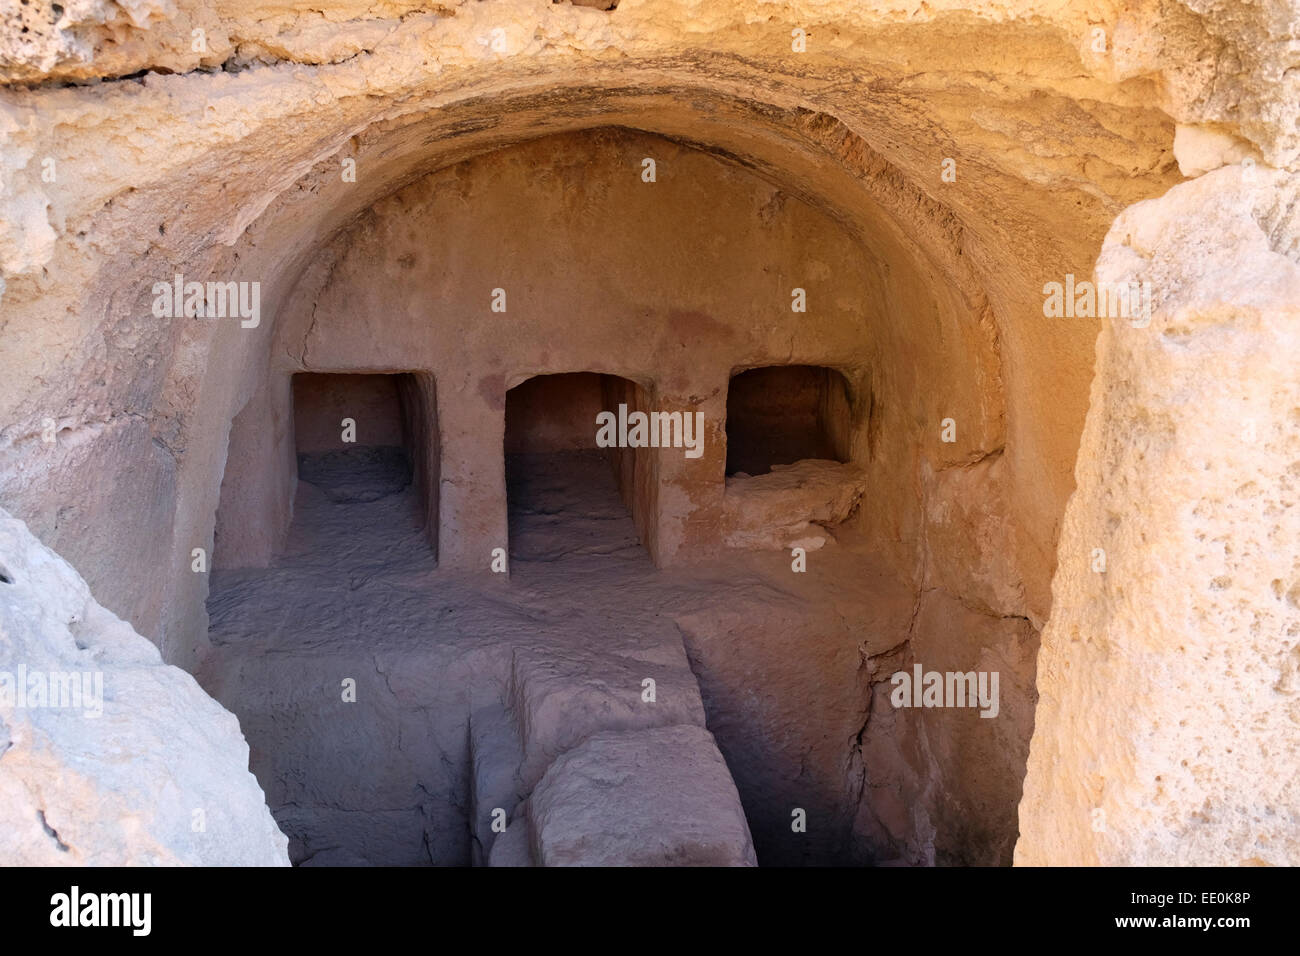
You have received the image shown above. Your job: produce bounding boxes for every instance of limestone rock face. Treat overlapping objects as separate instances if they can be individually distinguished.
[0,507,289,866]
[1016,165,1300,866]
[1172,124,1260,178]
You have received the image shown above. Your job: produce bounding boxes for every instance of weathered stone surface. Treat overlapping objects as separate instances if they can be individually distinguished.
[529,725,757,867]
[675,546,916,865]
[0,507,289,866]
[722,460,868,551]
[908,589,1039,865]
[469,702,526,864]
[511,638,709,791]
[487,815,535,867]
[922,453,1027,621]
[1017,165,1300,866]
[1173,124,1260,178]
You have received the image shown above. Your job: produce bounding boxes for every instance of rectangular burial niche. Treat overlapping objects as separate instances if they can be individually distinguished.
[290,372,439,553]
[725,365,852,477]
[504,372,649,561]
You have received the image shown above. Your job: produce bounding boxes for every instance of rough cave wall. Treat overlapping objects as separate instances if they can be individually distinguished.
[2,0,1292,865]
[291,373,405,453]
[212,379,296,572]
[505,374,610,455]
[210,126,1030,864]
[396,372,441,551]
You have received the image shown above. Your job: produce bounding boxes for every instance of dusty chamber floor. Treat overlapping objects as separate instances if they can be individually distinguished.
[198,448,915,866]
[506,449,644,560]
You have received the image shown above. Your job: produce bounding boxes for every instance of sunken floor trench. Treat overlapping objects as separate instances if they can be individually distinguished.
[199,491,919,866]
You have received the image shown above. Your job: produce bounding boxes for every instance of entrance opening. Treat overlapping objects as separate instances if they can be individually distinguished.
[193,128,1025,870]
[725,365,852,476]
[290,372,439,552]
[504,372,648,561]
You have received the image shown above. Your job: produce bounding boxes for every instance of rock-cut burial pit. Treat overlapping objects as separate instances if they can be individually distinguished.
[1,0,1298,868]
